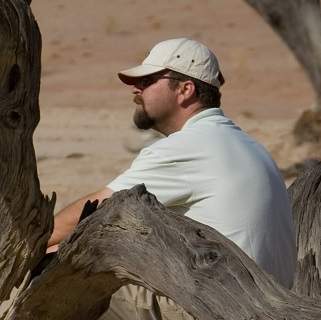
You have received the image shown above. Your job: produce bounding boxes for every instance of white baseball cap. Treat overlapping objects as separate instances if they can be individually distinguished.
[118,38,222,88]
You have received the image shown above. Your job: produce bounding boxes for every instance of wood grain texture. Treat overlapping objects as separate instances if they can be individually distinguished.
[6,184,321,320]
[0,0,55,302]
[289,160,321,297]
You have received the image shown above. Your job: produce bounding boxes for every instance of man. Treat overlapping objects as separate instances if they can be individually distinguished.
[48,38,296,317]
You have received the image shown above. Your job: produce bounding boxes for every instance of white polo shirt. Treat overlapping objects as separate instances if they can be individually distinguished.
[108,108,296,288]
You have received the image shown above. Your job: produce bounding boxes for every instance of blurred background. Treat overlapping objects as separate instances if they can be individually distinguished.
[30,0,314,211]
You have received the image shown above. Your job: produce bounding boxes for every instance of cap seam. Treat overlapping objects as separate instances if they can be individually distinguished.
[164,65,220,88]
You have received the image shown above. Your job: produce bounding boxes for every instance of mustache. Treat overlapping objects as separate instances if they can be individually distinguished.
[133,95,144,106]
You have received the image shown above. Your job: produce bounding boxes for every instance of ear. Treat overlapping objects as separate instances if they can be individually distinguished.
[177,80,196,105]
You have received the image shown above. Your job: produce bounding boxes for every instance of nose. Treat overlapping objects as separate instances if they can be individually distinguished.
[132,85,142,95]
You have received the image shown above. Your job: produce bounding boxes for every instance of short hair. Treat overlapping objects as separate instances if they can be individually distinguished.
[167,70,225,108]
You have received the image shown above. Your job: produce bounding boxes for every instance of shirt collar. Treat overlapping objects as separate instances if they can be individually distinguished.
[182,108,224,130]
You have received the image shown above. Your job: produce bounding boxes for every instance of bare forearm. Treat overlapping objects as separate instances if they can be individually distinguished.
[48,188,113,247]
[48,197,87,247]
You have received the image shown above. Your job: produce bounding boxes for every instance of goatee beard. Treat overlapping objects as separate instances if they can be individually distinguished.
[133,95,155,130]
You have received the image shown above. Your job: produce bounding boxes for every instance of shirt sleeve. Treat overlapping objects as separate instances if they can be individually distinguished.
[107,146,192,206]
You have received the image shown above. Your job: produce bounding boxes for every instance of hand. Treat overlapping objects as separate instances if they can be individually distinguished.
[46,244,59,254]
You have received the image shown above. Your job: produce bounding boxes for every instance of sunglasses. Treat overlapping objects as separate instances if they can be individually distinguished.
[136,74,181,89]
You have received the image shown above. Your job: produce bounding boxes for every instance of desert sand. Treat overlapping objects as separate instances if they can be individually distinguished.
[30,0,317,212]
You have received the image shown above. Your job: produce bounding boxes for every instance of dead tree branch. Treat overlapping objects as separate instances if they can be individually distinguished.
[244,0,321,143]
[6,184,321,320]
[244,0,321,110]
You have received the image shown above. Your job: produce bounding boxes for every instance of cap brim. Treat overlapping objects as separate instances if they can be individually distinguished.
[118,65,165,85]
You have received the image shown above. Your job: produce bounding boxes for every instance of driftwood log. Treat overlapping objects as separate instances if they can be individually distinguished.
[4,182,321,320]
[243,0,321,144]
[0,0,55,303]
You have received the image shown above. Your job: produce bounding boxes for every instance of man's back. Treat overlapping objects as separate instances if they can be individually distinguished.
[109,108,296,288]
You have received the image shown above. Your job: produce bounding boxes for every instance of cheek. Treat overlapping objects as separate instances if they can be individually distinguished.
[142,86,177,116]
[142,95,163,114]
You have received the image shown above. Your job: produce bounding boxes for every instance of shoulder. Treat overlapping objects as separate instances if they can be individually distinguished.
[141,130,197,160]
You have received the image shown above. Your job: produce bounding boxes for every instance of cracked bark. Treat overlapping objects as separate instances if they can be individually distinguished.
[6,182,321,320]
[0,0,55,303]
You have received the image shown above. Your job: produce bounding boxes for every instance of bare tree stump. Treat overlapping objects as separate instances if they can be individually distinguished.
[5,184,321,320]
[243,0,321,143]
[288,160,321,297]
[0,0,55,302]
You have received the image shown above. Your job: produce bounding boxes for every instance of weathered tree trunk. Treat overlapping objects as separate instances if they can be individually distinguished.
[243,0,321,144]
[0,0,55,302]
[288,160,321,297]
[4,184,321,320]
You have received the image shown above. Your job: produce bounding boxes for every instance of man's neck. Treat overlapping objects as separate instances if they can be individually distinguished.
[155,104,206,136]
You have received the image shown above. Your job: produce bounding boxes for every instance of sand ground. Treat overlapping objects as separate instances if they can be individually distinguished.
[30,0,317,212]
